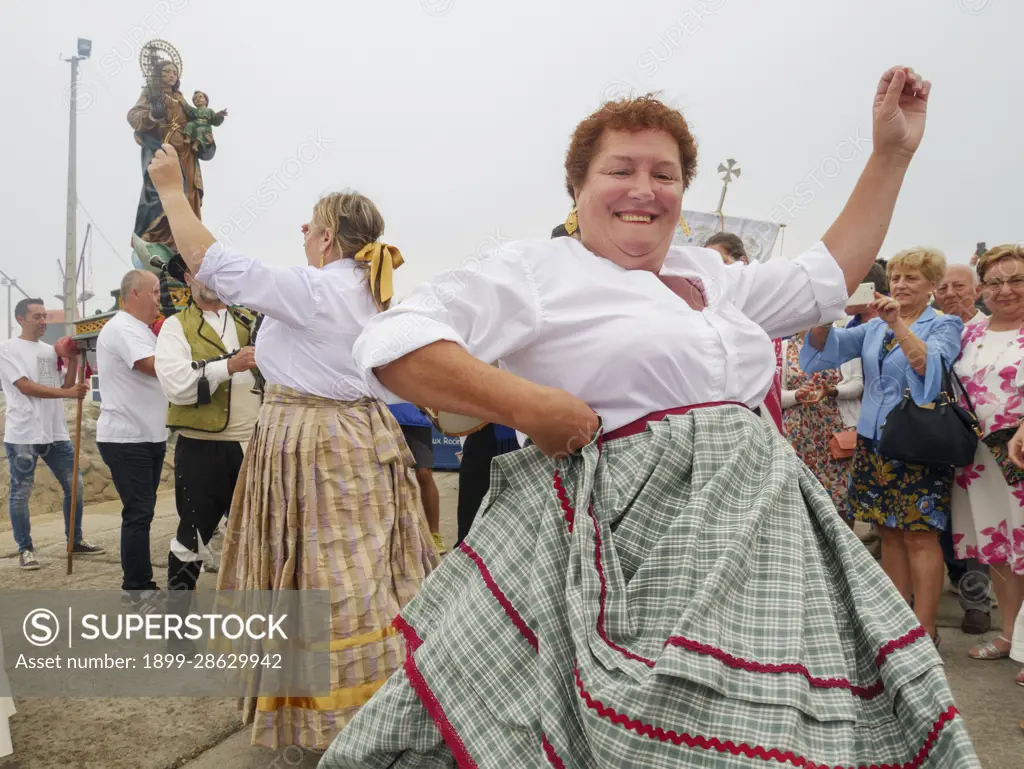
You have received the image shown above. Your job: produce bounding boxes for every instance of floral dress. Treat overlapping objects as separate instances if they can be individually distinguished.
[846,329,953,532]
[951,321,1024,575]
[782,335,849,508]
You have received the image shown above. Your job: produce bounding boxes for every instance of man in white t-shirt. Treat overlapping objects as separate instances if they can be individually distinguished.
[96,270,168,604]
[1,298,104,570]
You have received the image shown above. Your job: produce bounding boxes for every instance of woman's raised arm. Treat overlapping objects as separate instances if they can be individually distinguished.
[147,143,216,275]
[144,144,319,327]
[822,66,930,295]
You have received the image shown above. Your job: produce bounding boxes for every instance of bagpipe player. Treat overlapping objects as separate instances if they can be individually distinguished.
[153,253,261,637]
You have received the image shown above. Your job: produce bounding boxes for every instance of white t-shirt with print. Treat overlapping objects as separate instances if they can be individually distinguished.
[96,312,168,444]
[0,338,70,444]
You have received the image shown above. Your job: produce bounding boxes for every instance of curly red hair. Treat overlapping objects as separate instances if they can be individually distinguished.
[564,94,699,201]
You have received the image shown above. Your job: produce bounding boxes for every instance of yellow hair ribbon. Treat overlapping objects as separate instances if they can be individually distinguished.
[354,242,404,310]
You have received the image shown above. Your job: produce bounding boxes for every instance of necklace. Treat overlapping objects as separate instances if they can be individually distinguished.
[962,320,1024,379]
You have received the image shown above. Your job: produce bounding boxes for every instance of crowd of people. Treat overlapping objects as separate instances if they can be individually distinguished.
[1,63,1018,766]
[774,244,1024,688]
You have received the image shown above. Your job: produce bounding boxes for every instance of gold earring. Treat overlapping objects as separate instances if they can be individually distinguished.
[678,215,691,237]
[565,206,578,235]
[319,252,326,268]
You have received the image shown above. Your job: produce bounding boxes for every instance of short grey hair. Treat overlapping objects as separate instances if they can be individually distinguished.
[944,263,977,286]
[120,269,153,300]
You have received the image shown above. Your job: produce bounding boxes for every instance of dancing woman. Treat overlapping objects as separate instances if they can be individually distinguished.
[143,160,440,751]
[321,67,979,767]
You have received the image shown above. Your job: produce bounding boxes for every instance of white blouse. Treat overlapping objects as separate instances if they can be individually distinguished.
[353,238,849,433]
[195,243,380,400]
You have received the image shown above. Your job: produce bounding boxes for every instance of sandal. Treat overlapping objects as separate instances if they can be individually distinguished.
[968,636,1011,660]
[931,632,941,650]
[1016,668,1024,687]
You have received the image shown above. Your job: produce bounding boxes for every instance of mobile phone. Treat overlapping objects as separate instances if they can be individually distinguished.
[976,242,987,257]
[847,281,875,306]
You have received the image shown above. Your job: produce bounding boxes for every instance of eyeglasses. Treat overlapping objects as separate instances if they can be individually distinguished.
[981,276,1024,291]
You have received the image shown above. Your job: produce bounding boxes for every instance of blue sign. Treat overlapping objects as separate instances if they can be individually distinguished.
[431,428,461,471]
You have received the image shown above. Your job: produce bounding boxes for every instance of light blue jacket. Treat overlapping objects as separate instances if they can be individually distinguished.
[799,306,964,442]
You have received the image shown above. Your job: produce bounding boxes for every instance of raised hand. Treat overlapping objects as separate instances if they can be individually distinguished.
[871,291,902,327]
[873,65,930,162]
[148,143,184,198]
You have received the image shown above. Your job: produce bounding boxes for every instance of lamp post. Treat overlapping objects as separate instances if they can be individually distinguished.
[60,37,92,337]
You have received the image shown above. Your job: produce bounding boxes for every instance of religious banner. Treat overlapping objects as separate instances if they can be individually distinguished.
[673,210,782,264]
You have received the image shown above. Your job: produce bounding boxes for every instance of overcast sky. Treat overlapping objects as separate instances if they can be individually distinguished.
[0,0,1018,332]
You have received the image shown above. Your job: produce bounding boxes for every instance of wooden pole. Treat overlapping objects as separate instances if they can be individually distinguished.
[66,353,86,575]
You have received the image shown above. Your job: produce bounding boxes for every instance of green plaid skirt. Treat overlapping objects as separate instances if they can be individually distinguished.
[319,405,979,768]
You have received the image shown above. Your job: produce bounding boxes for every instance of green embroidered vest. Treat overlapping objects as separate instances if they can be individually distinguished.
[166,303,253,433]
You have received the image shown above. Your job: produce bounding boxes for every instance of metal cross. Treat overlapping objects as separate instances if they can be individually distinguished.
[715,158,741,214]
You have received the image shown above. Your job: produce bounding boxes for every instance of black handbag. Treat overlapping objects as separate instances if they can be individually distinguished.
[877,361,981,467]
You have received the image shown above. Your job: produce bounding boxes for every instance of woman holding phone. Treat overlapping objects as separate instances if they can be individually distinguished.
[802,247,962,645]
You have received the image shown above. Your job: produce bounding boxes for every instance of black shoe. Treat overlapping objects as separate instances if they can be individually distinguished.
[72,540,105,555]
[121,588,163,612]
[961,608,991,635]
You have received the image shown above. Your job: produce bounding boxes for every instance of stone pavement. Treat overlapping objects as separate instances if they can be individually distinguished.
[1,473,1021,768]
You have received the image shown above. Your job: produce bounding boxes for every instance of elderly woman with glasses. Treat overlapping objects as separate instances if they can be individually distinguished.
[952,245,1024,675]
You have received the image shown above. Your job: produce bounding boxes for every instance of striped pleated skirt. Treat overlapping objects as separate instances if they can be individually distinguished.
[216,384,440,751]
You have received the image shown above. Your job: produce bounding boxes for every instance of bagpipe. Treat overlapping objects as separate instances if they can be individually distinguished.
[187,311,266,403]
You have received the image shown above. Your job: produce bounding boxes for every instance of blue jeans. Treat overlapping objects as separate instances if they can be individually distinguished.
[6,441,84,553]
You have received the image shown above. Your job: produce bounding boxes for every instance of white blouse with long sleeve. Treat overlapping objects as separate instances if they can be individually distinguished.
[195,242,380,400]
[353,237,849,433]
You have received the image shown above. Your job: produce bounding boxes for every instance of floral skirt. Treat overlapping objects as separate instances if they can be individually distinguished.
[782,399,850,510]
[951,441,1024,574]
[848,435,953,532]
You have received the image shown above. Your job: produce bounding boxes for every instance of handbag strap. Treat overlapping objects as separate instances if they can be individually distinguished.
[942,358,976,413]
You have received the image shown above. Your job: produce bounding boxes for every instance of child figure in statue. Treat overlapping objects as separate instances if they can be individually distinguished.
[183,91,227,154]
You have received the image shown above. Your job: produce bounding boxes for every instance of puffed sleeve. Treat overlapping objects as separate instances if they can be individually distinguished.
[722,241,850,338]
[906,314,964,406]
[353,246,545,400]
[195,242,321,330]
[154,315,231,405]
